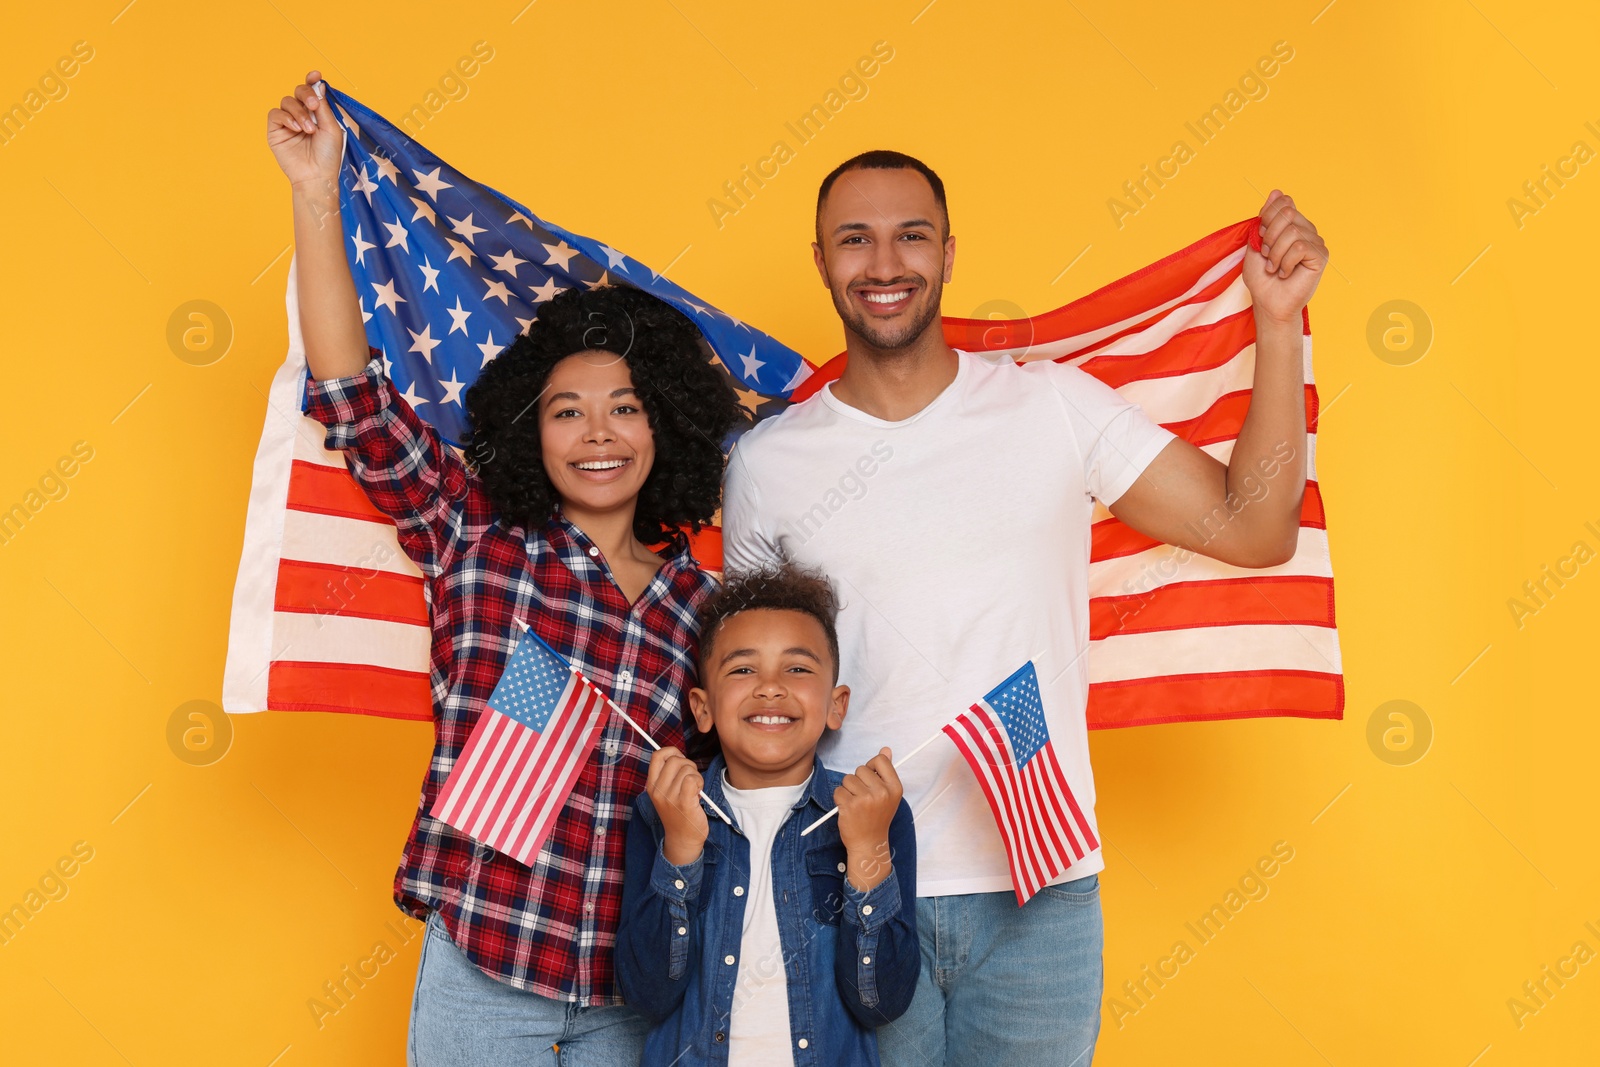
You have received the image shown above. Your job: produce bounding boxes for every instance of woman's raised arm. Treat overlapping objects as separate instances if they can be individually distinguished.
[265,69,370,382]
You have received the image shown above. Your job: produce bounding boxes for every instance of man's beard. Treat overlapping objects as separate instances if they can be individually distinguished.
[832,277,943,352]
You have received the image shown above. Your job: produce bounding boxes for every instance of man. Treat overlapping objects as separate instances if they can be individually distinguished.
[720,149,1327,1066]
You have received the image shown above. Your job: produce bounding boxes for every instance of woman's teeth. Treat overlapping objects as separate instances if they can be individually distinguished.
[574,459,627,470]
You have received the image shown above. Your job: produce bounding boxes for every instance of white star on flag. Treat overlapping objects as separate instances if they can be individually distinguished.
[542,241,580,270]
[477,332,505,367]
[489,248,529,277]
[449,214,487,243]
[739,346,765,382]
[417,257,441,293]
[349,224,376,266]
[371,279,405,315]
[531,278,565,302]
[399,380,429,407]
[382,219,410,252]
[446,297,472,335]
[440,369,466,406]
[413,166,452,200]
[408,324,442,363]
[332,104,361,141]
[350,162,378,204]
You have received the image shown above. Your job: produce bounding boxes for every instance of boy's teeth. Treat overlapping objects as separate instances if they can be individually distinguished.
[750,715,794,725]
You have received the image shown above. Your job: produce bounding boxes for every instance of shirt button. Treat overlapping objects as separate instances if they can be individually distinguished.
[595,826,605,837]
[862,956,872,964]
[677,926,687,935]
[798,1038,809,1049]
[619,670,632,684]
[714,1032,726,1043]
[674,879,685,890]
[724,954,736,965]
[837,862,847,873]
[584,902,593,913]
[587,546,599,557]
[862,904,873,916]
[733,886,744,897]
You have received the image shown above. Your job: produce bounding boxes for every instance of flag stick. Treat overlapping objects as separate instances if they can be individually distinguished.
[513,617,733,826]
[800,728,945,837]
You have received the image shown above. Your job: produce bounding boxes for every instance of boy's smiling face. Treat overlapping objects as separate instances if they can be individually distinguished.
[690,608,850,790]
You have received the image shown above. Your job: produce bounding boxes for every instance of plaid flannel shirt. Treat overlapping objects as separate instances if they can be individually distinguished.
[302,351,717,1006]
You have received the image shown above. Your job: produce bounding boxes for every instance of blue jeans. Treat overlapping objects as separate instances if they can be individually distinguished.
[407,909,649,1066]
[876,873,1104,1067]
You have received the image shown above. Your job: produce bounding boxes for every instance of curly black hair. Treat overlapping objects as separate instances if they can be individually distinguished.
[461,285,747,544]
[686,562,843,766]
[698,562,842,683]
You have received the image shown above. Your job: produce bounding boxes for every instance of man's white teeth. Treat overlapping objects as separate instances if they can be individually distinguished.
[862,291,909,304]
[749,715,795,725]
[575,459,627,470]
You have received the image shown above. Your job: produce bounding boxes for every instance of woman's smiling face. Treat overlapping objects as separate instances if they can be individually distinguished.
[539,350,655,519]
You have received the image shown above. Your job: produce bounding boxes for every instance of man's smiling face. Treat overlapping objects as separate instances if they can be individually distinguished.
[813,166,955,352]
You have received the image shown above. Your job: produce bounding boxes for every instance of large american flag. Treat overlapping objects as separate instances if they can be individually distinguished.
[429,623,609,866]
[942,661,1098,906]
[224,84,1341,731]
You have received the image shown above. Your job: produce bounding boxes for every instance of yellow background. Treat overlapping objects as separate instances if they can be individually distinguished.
[2,0,1596,1063]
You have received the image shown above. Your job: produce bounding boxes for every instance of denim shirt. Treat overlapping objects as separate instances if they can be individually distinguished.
[615,753,919,1067]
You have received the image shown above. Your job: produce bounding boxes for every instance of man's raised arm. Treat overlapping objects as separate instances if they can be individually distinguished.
[1108,190,1328,569]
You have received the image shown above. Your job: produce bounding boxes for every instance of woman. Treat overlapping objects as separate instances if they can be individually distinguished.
[266,70,743,1065]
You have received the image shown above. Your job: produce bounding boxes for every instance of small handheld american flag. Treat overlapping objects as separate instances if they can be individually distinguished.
[429,625,611,867]
[942,661,1101,906]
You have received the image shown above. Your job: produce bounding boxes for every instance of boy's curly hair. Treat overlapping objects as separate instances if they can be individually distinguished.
[461,285,747,544]
[687,563,842,765]
[697,563,842,681]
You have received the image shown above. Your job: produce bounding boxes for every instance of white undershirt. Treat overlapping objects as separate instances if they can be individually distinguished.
[720,769,810,1067]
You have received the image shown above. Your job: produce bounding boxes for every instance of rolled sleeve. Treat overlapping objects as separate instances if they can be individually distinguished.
[300,347,472,577]
[303,352,390,435]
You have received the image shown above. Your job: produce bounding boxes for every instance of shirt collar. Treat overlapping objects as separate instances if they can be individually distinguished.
[704,751,834,829]
[524,507,697,585]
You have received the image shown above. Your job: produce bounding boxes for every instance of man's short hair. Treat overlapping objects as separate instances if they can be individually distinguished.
[815,149,949,235]
[697,562,842,683]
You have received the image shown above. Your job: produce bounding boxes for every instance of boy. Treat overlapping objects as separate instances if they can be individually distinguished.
[615,565,919,1066]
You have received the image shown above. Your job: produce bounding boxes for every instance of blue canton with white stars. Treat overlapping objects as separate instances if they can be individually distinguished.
[984,662,1052,768]
[303,83,809,446]
[488,629,585,733]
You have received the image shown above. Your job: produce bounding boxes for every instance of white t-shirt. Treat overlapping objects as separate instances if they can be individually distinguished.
[721,351,1178,896]
[721,770,810,1067]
